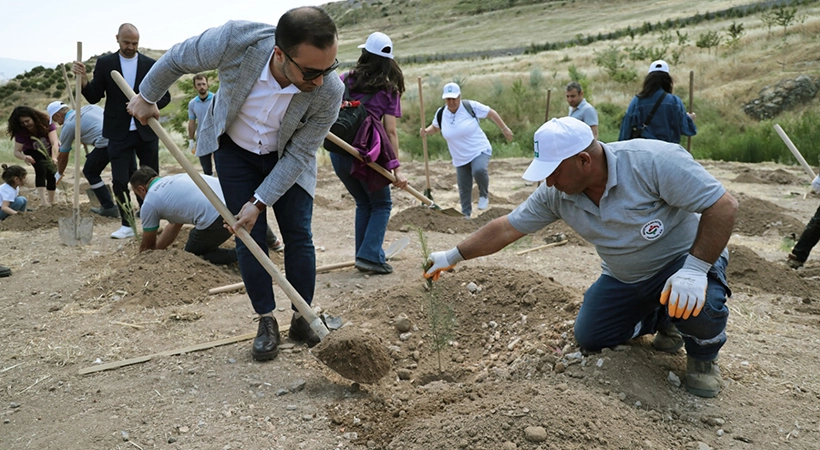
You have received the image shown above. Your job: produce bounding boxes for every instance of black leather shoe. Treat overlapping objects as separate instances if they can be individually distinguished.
[251,315,280,361]
[355,258,393,274]
[289,314,321,348]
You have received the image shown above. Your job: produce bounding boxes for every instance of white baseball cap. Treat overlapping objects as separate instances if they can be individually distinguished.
[648,59,669,74]
[358,32,394,59]
[47,101,68,124]
[522,117,595,182]
[441,82,461,99]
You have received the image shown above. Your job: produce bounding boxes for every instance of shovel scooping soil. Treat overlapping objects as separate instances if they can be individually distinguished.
[313,326,392,384]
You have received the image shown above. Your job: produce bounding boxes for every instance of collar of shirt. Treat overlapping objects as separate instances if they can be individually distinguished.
[195,92,214,103]
[225,50,301,155]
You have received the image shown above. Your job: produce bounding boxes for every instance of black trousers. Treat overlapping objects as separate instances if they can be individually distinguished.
[107,131,158,226]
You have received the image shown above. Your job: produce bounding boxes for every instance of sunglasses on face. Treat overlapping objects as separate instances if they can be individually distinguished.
[280,48,339,81]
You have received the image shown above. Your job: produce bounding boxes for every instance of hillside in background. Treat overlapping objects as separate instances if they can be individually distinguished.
[1,0,818,164]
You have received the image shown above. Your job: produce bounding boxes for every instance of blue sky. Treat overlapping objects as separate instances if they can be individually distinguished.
[2,0,329,65]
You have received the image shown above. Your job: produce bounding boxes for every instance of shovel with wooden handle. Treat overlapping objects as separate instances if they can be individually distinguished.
[58,42,93,246]
[325,132,463,216]
[417,77,433,200]
[111,71,390,384]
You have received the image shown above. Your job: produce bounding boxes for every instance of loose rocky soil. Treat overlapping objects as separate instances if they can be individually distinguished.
[1,158,819,449]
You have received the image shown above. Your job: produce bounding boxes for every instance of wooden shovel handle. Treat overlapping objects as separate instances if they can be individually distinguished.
[418,77,432,192]
[110,71,329,340]
[325,132,438,208]
[515,238,567,256]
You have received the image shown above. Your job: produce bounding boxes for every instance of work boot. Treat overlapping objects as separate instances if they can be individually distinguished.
[0,265,11,277]
[786,253,804,269]
[289,313,321,347]
[251,315,280,361]
[91,205,120,218]
[685,357,722,398]
[652,322,684,353]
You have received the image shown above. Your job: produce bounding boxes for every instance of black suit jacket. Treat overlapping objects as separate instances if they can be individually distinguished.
[81,52,171,141]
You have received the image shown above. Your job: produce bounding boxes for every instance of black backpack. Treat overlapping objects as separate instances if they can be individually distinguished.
[323,75,374,155]
[629,92,667,139]
[435,100,478,129]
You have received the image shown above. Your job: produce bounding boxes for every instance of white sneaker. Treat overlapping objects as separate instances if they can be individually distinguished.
[477,196,489,210]
[111,226,135,239]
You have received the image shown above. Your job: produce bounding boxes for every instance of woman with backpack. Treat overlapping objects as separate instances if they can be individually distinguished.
[330,31,407,275]
[420,82,513,217]
[618,59,697,144]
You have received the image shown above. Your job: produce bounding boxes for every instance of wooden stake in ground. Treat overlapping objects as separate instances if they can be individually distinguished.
[544,88,552,122]
[687,70,694,153]
[110,71,390,384]
[418,77,433,200]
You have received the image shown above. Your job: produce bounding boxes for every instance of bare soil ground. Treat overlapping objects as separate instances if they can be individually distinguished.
[1,157,819,450]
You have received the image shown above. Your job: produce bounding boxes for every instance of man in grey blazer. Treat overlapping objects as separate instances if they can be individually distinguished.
[128,7,344,361]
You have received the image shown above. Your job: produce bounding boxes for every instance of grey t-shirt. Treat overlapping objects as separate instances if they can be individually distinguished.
[508,140,725,283]
[140,174,223,232]
[568,99,598,127]
[58,105,109,152]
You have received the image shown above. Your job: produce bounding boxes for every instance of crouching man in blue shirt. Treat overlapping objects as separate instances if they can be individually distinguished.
[424,117,737,398]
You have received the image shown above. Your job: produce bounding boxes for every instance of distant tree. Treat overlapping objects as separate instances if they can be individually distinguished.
[696,30,721,56]
[725,22,745,52]
[773,6,797,35]
[760,9,777,37]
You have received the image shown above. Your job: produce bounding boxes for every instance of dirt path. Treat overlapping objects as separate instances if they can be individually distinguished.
[1,157,819,449]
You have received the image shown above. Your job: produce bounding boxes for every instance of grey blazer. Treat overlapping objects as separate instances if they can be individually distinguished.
[139,20,343,204]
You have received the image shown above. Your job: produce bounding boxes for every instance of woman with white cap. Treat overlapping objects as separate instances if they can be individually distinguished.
[421,83,513,217]
[618,59,697,144]
[331,31,407,275]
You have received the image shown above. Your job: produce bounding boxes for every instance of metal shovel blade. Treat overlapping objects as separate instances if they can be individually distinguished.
[385,236,411,260]
[59,212,93,246]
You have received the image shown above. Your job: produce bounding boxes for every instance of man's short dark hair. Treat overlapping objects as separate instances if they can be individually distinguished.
[130,166,158,188]
[566,81,583,93]
[275,6,337,56]
[193,73,207,84]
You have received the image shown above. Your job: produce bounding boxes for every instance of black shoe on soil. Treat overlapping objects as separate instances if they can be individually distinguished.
[786,253,804,269]
[251,315,280,361]
[0,265,11,277]
[91,206,120,218]
[289,313,321,347]
[355,258,393,274]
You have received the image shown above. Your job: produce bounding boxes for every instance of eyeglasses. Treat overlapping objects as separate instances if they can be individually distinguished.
[280,48,339,81]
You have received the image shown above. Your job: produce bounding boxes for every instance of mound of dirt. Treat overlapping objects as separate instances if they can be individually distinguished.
[0,203,118,231]
[732,168,803,185]
[733,195,805,236]
[727,244,819,298]
[329,266,714,448]
[388,206,513,233]
[74,247,242,310]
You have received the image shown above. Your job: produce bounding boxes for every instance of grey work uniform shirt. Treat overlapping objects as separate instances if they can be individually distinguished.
[58,105,109,152]
[568,99,598,127]
[508,140,726,283]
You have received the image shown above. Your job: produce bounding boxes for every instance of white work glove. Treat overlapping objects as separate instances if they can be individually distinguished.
[811,175,820,194]
[424,247,464,281]
[660,254,710,320]
[188,139,196,154]
[54,172,62,184]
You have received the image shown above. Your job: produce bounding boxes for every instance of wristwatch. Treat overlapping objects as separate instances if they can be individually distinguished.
[250,197,266,211]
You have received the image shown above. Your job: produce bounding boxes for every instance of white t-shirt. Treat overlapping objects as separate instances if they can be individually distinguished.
[119,54,139,131]
[431,100,492,167]
[0,183,19,203]
[140,174,224,231]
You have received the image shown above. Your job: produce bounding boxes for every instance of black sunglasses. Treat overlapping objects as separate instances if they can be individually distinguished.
[280,48,339,81]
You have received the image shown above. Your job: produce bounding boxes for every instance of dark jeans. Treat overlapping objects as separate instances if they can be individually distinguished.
[330,152,392,264]
[199,154,214,176]
[23,148,56,190]
[82,146,115,209]
[791,203,820,263]
[185,218,235,264]
[574,252,731,361]
[213,137,315,315]
[108,131,158,226]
